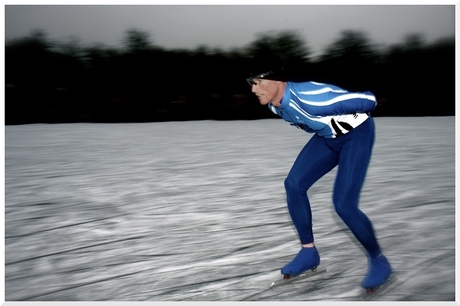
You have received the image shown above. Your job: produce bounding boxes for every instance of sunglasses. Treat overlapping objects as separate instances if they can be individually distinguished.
[246,71,274,86]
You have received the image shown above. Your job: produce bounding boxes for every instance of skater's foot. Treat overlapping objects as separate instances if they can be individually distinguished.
[361,254,392,289]
[281,246,320,276]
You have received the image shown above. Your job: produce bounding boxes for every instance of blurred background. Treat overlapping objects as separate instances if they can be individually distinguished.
[4,5,456,302]
[4,5,455,125]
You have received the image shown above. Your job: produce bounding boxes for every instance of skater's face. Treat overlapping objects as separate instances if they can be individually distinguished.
[249,78,285,107]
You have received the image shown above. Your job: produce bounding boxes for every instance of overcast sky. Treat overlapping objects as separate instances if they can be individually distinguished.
[4,4,456,57]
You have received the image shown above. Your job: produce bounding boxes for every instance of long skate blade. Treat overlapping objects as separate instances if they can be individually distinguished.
[362,275,398,300]
[270,267,326,288]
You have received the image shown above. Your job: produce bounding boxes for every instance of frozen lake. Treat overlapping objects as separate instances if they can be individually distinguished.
[5,117,455,302]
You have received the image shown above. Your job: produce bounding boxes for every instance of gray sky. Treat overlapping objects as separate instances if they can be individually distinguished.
[4,4,456,57]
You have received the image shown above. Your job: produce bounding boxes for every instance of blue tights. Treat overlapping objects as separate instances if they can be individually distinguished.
[284,117,381,259]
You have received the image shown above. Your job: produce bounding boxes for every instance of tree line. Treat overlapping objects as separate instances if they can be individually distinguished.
[5,29,455,125]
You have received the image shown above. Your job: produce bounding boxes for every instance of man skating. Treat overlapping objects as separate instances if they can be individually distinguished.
[246,51,392,291]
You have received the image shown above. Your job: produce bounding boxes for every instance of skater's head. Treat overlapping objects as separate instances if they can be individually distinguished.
[247,50,287,107]
[246,50,287,84]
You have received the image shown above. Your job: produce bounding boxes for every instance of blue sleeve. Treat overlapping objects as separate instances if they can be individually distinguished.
[297,90,377,116]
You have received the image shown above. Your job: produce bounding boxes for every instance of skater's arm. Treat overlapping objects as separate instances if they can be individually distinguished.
[292,83,377,116]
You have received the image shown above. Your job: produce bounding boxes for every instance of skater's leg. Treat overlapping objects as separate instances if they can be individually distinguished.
[281,136,338,275]
[284,135,338,245]
[331,118,392,288]
[332,117,381,258]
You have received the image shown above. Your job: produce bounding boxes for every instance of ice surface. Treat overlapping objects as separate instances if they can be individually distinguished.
[5,117,455,301]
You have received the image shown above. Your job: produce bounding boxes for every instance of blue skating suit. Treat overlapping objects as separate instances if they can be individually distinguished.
[269,81,377,138]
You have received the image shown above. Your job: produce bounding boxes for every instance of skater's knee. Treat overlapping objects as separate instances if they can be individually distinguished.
[284,175,308,194]
[284,176,295,191]
[332,192,359,217]
[334,203,358,221]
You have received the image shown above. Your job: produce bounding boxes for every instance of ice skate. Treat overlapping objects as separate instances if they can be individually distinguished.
[281,246,320,276]
[361,254,392,293]
[270,246,324,288]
